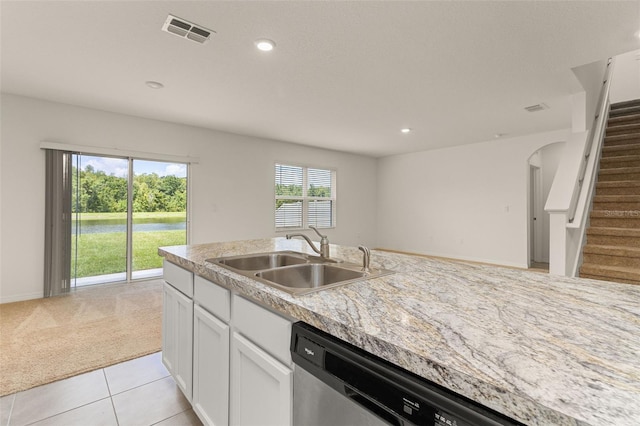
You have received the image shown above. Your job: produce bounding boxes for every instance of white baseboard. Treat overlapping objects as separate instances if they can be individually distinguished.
[0,291,44,304]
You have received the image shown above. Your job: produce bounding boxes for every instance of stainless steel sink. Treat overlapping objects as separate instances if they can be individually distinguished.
[256,264,366,290]
[213,252,310,271]
[206,251,393,295]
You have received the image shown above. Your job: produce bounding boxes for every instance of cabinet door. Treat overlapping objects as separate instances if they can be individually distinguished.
[230,333,292,426]
[162,282,193,401]
[162,282,177,374]
[193,305,230,426]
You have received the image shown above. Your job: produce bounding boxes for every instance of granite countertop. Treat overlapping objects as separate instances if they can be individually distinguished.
[159,238,640,426]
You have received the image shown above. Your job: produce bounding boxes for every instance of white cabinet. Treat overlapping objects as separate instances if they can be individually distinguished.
[162,261,294,426]
[162,283,176,372]
[230,295,293,426]
[163,259,194,298]
[193,304,230,426]
[192,274,232,426]
[162,281,193,401]
[230,332,292,426]
[232,295,292,366]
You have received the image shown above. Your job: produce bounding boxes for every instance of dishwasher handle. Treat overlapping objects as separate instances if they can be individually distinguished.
[344,384,403,426]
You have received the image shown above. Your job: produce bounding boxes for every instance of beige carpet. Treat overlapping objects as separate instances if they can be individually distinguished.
[0,279,163,396]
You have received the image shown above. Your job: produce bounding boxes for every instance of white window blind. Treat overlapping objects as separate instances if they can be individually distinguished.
[275,164,335,230]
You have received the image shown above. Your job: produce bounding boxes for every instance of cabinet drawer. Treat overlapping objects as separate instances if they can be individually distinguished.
[233,295,292,366]
[163,260,193,298]
[194,275,231,323]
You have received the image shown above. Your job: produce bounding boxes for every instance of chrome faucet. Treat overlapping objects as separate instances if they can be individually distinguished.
[286,226,330,258]
[358,246,371,274]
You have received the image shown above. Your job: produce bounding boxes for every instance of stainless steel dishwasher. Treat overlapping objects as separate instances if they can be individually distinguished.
[291,322,523,426]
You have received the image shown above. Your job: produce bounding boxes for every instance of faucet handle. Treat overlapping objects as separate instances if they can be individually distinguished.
[309,225,327,240]
[358,246,371,273]
[310,226,330,258]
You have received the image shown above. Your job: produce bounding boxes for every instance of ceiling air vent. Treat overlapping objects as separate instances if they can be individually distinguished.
[162,14,214,44]
[524,103,549,113]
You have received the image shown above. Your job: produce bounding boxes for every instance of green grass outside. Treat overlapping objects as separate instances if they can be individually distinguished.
[133,230,186,271]
[72,212,186,221]
[71,230,186,278]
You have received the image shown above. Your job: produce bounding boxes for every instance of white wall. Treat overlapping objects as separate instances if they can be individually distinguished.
[0,102,2,291]
[571,59,607,133]
[376,129,569,268]
[0,94,378,302]
[610,49,640,104]
[540,142,565,262]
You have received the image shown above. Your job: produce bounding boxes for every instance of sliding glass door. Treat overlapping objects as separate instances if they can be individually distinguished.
[71,155,128,285]
[70,154,187,287]
[131,160,187,279]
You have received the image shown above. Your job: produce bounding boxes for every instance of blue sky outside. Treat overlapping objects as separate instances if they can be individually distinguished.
[76,155,187,178]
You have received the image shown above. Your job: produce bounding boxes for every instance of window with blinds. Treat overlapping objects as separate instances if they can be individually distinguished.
[275,164,335,230]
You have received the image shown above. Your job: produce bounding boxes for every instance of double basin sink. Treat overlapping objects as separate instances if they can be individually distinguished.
[206,251,393,295]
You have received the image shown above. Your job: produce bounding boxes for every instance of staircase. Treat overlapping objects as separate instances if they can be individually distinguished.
[580,99,640,285]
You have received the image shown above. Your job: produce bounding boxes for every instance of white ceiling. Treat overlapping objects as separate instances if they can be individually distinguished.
[1,1,638,157]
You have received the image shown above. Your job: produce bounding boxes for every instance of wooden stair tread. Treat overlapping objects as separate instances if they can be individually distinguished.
[581,264,640,272]
[600,154,640,164]
[610,105,640,117]
[595,188,640,197]
[582,244,640,257]
[592,200,640,209]
[604,134,640,145]
[599,161,640,171]
[596,181,640,188]
[587,227,640,237]
[608,113,640,126]
[582,263,640,272]
[598,166,640,174]
[611,99,640,110]
[605,122,640,134]
[593,195,640,201]
[579,263,640,282]
[602,142,640,152]
[589,209,640,217]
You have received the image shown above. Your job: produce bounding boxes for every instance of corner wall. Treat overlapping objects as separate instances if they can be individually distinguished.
[571,59,608,132]
[376,129,569,268]
[0,94,378,302]
[540,142,566,262]
[610,49,640,103]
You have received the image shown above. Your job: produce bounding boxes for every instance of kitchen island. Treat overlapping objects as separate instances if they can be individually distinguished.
[159,238,640,426]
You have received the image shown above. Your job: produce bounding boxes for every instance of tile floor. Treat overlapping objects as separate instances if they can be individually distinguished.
[0,352,203,426]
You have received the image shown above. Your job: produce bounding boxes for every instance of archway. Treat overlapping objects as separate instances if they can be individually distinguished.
[527,142,565,269]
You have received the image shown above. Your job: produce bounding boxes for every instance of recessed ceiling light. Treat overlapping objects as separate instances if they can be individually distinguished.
[494,133,507,138]
[255,39,276,52]
[145,81,164,89]
[400,128,412,134]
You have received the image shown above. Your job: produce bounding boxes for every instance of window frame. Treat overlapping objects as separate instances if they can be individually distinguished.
[274,162,336,231]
